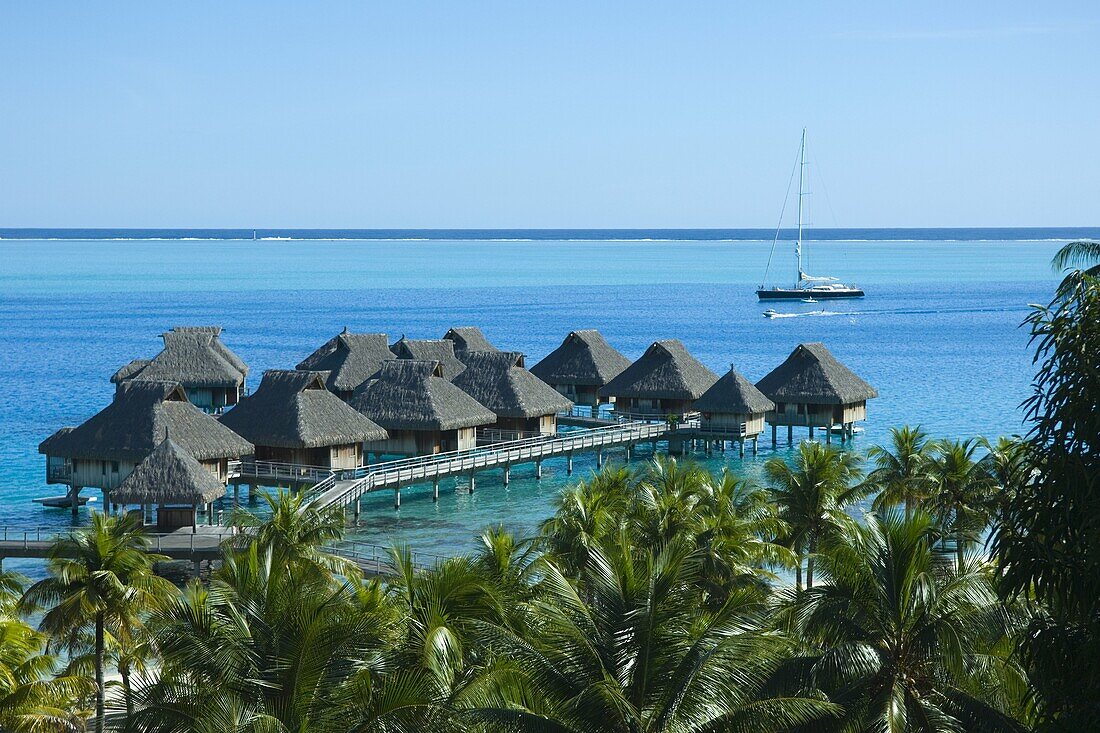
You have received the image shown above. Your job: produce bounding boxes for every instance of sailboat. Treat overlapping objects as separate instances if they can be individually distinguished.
[757,130,864,300]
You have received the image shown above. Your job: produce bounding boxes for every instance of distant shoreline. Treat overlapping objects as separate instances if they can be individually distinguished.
[1,227,1097,242]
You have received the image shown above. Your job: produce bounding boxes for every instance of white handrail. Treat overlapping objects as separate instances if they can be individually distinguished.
[318,421,664,509]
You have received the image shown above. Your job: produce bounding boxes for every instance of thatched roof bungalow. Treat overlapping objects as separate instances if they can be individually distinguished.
[111,438,227,531]
[390,337,466,380]
[351,360,497,455]
[599,340,718,417]
[38,381,252,495]
[111,326,248,411]
[693,366,775,442]
[530,330,630,408]
[443,327,498,360]
[755,342,878,441]
[296,330,395,400]
[451,351,572,437]
[219,370,386,469]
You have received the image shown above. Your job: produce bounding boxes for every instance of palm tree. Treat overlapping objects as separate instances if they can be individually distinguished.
[538,465,634,575]
[461,535,836,732]
[227,487,359,580]
[979,436,1028,524]
[868,425,933,516]
[765,441,865,589]
[126,544,432,732]
[631,456,710,548]
[387,548,510,694]
[19,511,174,733]
[925,438,997,567]
[0,572,91,732]
[693,469,794,606]
[781,511,1029,732]
[1052,239,1100,289]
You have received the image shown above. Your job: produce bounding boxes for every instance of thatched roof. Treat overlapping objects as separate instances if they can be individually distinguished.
[38,426,75,454]
[296,330,395,393]
[111,327,247,388]
[39,381,253,462]
[111,438,226,505]
[112,360,152,382]
[452,351,573,419]
[693,366,775,415]
[443,327,498,358]
[350,360,497,431]
[390,337,466,380]
[755,342,879,405]
[599,340,718,400]
[220,370,387,448]
[530,330,631,387]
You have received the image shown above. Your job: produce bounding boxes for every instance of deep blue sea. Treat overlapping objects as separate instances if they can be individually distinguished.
[1,228,1090,572]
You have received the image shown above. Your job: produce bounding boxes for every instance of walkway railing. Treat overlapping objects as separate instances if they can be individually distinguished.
[328,540,446,572]
[477,427,547,443]
[315,421,664,510]
[232,460,335,484]
[0,525,445,574]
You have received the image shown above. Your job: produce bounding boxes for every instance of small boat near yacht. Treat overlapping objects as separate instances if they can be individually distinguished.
[763,309,779,318]
[757,130,864,300]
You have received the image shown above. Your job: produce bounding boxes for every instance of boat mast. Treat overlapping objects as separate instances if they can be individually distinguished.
[796,128,805,288]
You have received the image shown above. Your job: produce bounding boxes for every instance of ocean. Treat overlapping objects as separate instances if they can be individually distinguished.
[1,228,1090,569]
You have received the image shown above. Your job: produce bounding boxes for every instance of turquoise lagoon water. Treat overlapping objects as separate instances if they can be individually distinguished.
[0,231,1078,567]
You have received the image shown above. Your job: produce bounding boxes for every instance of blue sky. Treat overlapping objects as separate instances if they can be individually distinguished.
[0,2,1097,228]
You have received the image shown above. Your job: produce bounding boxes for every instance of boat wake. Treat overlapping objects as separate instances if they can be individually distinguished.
[764,304,1027,319]
[764,309,842,319]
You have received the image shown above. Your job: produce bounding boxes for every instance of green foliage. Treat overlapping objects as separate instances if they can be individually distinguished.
[868,425,934,515]
[9,430,1040,732]
[765,441,865,589]
[226,488,361,581]
[0,571,91,732]
[780,511,1029,732]
[461,535,837,733]
[19,512,174,733]
[995,262,1100,728]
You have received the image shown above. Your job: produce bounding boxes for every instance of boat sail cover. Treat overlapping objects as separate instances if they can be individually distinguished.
[799,271,840,283]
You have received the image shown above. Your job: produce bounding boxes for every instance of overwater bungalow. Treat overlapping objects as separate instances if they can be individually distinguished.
[390,336,466,379]
[692,366,775,455]
[296,329,395,400]
[38,381,252,512]
[599,340,718,418]
[111,326,248,412]
[219,370,387,469]
[443,326,498,360]
[451,351,573,437]
[110,437,227,532]
[529,329,631,409]
[350,360,497,455]
[755,342,878,444]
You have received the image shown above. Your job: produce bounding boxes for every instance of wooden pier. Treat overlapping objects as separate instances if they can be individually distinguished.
[0,525,443,577]
[307,420,665,511]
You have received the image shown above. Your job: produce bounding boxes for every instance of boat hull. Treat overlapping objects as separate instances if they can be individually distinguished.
[757,288,864,300]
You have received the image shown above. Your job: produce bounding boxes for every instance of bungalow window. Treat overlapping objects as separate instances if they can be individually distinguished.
[775,402,786,413]
[797,404,806,415]
[111,461,120,473]
[101,461,107,475]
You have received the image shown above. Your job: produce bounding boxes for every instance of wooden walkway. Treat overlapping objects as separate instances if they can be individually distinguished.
[0,526,442,576]
[0,526,231,565]
[309,421,665,510]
